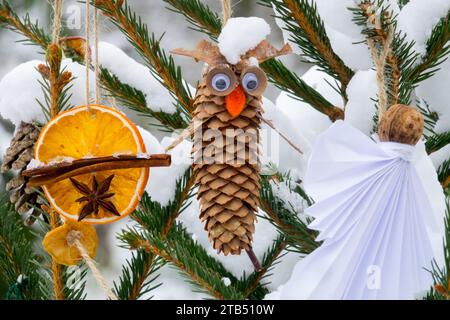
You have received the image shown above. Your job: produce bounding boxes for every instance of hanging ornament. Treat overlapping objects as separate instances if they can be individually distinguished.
[22,105,167,223]
[273,104,446,300]
[1,122,42,224]
[22,105,171,267]
[3,0,171,300]
[171,17,292,261]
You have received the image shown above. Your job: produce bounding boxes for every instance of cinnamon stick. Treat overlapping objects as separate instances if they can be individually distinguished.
[23,154,170,177]
[25,154,171,188]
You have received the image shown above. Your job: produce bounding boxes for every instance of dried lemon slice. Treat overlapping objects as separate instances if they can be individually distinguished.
[35,105,149,223]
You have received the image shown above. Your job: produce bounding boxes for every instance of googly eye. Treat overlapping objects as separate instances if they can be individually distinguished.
[240,67,267,96]
[211,73,231,92]
[206,65,238,96]
[242,73,259,92]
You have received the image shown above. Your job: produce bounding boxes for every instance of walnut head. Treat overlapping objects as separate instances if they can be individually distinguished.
[171,40,291,117]
[378,104,424,145]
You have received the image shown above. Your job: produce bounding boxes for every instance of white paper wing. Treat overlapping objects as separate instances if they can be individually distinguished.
[303,120,395,203]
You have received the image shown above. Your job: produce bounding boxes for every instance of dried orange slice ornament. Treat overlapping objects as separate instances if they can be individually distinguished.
[43,220,98,266]
[34,105,149,224]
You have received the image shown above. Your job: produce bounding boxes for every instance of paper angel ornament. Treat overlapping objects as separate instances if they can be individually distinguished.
[273,105,446,300]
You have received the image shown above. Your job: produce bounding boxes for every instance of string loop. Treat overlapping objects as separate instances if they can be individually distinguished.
[67,230,118,300]
[221,0,232,24]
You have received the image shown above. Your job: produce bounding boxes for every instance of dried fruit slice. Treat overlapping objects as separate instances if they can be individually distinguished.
[43,220,98,266]
[35,105,149,224]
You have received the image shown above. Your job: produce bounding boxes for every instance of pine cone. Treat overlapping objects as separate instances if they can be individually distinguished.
[2,122,42,224]
[192,80,261,256]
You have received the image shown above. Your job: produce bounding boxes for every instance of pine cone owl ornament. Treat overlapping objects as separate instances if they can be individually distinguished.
[172,17,292,257]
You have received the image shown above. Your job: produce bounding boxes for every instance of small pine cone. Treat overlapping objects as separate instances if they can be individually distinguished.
[1,122,40,172]
[378,104,424,145]
[7,175,41,221]
[2,121,42,223]
[193,81,261,256]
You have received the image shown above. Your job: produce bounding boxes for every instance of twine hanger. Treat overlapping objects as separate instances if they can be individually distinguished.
[221,0,232,24]
[84,0,101,106]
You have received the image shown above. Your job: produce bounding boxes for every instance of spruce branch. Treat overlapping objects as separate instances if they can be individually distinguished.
[0,1,189,132]
[0,197,47,300]
[261,0,354,102]
[163,0,344,121]
[163,0,222,40]
[122,226,245,300]
[262,59,344,121]
[100,68,189,131]
[36,38,74,300]
[408,12,450,87]
[113,250,164,300]
[352,1,418,107]
[48,209,65,300]
[427,199,450,300]
[397,0,410,9]
[237,236,286,299]
[426,131,450,155]
[114,170,195,299]
[260,176,319,255]
[438,160,450,189]
[93,0,194,116]
[417,99,440,134]
[118,171,270,300]
[0,0,51,49]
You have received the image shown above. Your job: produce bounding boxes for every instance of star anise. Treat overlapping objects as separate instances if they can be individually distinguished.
[70,174,120,221]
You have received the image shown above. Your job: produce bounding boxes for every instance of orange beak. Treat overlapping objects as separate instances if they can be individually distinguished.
[225,85,246,118]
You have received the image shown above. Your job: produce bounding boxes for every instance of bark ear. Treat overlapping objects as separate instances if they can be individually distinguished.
[171,40,227,66]
[243,40,292,64]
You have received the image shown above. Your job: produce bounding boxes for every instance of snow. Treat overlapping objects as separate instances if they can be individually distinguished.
[136,152,151,159]
[325,27,372,71]
[218,17,271,65]
[139,127,192,206]
[98,42,178,114]
[0,124,12,162]
[430,144,450,169]
[26,159,44,170]
[397,0,450,56]
[271,5,302,56]
[275,67,338,146]
[221,277,231,286]
[314,0,400,39]
[179,199,279,278]
[261,97,311,179]
[0,60,45,126]
[270,180,308,218]
[2,0,449,301]
[314,0,366,40]
[0,59,94,127]
[112,151,132,158]
[151,264,209,299]
[344,70,378,135]
[273,0,374,71]
[416,58,450,133]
